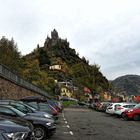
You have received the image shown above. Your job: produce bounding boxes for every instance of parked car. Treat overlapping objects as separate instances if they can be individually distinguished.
[0,105,56,140]
[57,101,63,112]
[0,115,34,140]
[20,97,59,120]
[106,103,125,114]
[37,102,58,117]
[89,102,96,109]
[99,102,111,112]
[123,103,140,121]
[114,102,137,117]
[0,100,54,120]
[94,102,101,111]
[48,100,63,112]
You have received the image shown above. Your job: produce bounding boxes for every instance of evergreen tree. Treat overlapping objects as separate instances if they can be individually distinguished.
[0,36,21,71]
[38,48,50,66]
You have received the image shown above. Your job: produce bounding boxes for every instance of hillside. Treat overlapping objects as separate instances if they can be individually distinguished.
[22,29,109,95]
[112,75,140,96]
[0,30,110,97]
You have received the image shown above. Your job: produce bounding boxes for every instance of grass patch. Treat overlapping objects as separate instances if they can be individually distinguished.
[62,100,78,108]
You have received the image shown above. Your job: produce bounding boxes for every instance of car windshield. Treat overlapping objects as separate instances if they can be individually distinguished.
[38,102,52,112]
[23,103,36,111]
[25,102,38,109]
[134,104,140,109]
[11,107,26,117]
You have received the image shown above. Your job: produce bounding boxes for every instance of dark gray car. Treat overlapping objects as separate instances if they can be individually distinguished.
[0,100,54,120]
[0,105,56,140]
[0,115,33,140]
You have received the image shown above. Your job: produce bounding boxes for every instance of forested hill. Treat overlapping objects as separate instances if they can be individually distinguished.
[0,29,110,96]
[112,75,140,96]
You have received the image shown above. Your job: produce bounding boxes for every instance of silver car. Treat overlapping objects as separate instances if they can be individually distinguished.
[106,103,121,114]
[114,102,137,117]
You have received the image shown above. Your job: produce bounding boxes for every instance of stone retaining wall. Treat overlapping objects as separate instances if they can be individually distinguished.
[0,76,42,99]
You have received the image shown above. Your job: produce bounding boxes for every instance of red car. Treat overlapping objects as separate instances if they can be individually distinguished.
[123,103,140,121]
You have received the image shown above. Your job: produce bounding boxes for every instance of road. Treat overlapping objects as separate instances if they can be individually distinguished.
[51,106,140,140]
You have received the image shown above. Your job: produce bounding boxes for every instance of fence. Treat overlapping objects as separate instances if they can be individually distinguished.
[0,64,51,99]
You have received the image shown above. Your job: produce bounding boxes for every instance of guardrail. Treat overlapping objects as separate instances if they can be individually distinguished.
[0,64,51,99]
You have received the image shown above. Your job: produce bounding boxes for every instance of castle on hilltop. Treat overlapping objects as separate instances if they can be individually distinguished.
[51,29,59,40]
[44,29,69,48]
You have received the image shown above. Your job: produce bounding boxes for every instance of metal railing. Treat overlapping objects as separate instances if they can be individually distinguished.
[0,64,51,99]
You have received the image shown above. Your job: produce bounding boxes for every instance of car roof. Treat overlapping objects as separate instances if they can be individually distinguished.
[0,104,13,108]
[111,102,136,105]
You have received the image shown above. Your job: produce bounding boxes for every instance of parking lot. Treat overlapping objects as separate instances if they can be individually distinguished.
[51,106,140,140]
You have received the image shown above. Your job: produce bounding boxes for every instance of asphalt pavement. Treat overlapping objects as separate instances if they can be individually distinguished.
[50,106,140,140]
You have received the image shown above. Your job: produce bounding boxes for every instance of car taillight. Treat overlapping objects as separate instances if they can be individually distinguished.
[117,107,123,110]
[128,109,134,113]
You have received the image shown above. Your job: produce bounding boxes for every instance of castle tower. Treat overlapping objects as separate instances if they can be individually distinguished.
[51,29,59,40]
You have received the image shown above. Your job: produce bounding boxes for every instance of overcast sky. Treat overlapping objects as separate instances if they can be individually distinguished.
[0,0,140,80]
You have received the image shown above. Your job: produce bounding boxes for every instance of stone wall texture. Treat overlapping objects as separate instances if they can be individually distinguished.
[0,76,42,100]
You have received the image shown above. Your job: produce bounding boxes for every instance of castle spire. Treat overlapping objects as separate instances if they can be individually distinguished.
[51,29,59,39]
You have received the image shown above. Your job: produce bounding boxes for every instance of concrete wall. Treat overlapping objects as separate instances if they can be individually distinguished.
[0,76,42,100]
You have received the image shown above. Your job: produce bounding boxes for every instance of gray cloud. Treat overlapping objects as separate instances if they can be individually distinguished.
[0,0,140,80]
[103,60,140,80]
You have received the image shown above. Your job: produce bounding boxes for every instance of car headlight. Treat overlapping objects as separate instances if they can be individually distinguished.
[3,132,27,140]
[44,114,52,119]
[128,109,133,113]
[46,122,52,126]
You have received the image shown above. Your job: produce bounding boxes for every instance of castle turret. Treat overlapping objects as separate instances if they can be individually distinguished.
[51,29,59,40]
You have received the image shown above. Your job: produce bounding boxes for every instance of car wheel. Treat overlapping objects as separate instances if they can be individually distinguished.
[122,114,129,121]
[121,112,125,118]
[133,114,140,121]
[34,126,46,140]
